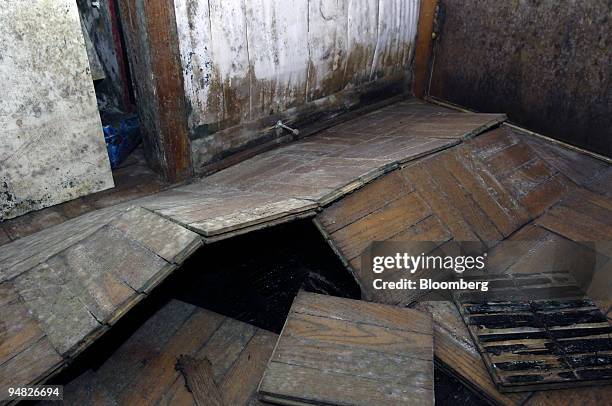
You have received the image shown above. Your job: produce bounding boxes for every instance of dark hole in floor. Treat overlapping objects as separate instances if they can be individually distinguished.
[48,219,489,405]
[168,219,362,333]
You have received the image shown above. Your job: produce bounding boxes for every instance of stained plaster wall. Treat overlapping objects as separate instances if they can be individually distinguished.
[174,0,421,172]
[0,0,114,220]
[430,0,612,157]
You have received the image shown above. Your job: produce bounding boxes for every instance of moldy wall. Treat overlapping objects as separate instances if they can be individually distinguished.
[119,0,421,180]
[176,0,420,172]
[0,0,114,220]
[429,0,611,157]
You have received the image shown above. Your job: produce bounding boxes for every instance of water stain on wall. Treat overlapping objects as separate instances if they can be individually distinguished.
[430,0,611,157]
[174,0,421,171]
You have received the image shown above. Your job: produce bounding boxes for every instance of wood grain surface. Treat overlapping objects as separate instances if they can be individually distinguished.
[259,290,434,406]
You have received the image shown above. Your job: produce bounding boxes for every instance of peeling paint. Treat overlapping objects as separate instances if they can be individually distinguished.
[174,0,420,169]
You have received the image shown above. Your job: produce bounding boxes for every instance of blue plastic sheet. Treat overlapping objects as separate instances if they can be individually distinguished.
[103,117,142,169]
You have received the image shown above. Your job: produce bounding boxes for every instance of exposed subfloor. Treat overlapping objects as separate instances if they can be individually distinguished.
[44,222,481,405]
[1,96,610,404]
[0,97,506,393]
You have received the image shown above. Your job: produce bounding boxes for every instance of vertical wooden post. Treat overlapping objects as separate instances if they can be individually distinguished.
[413,0,438,99]
[117,0,192,182]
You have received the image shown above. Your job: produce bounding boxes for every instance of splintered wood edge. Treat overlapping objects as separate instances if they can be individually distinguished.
[203,210,318,243]
[311,218,365,295]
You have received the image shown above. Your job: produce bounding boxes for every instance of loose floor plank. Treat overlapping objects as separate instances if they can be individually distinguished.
[0,98,509,391]
[330,192,432,261]
[317,170,413,234]
[108,206,202,264]
[316,125,611,404]
[258,291,434,406]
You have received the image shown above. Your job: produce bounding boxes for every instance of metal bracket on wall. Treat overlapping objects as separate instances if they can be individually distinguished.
[275,120,300,136]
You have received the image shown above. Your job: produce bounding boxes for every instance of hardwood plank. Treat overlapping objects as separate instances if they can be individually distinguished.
[537,205,612,242]
[502,158,557,198]
[486,143,537,176]
[260,361,432,406]
[568,187,612,212]
[272,335,431,383]
[0,207,124,282]
[390,113,506,141]
[519,174,572,218]
[156,376,197,406]
[291,290,432,334]
[193,317,258,383]
[0,283,46,366]
[0,336,63,396]
[57,370,117,406]
[95,299,198,397]
[117,308,225,404]
[403,162,482,243]
[176,355,224,406]
[389,137,460,164]
[444,146,529,237]
[109,206,202,264]
[318,170,413,233]
[331,192,432,261]
[51,223,172,295]
[242,181,333,202]
[523,135,609,187]
[505,233,601,287]
[560,194,612,227]
[422,153,503,244]
[189,198,317,237]
[259,292,434,406]
[13,263,102,356]
[389,215,453,243]
[45,242,137,324]
[467,127,519,160]
[485,226,550,274]
[220,329,277,406]
[60,302,273,406]
[585,166,612,197]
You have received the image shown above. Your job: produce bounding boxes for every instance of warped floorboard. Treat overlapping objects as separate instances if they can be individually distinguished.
[0,98,505,391]
[258,291,434,406]
[315,124,612,404]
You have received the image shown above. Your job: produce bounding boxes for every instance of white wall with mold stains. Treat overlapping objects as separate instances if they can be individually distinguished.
[0,0,114,220]
[173,0,420,168]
